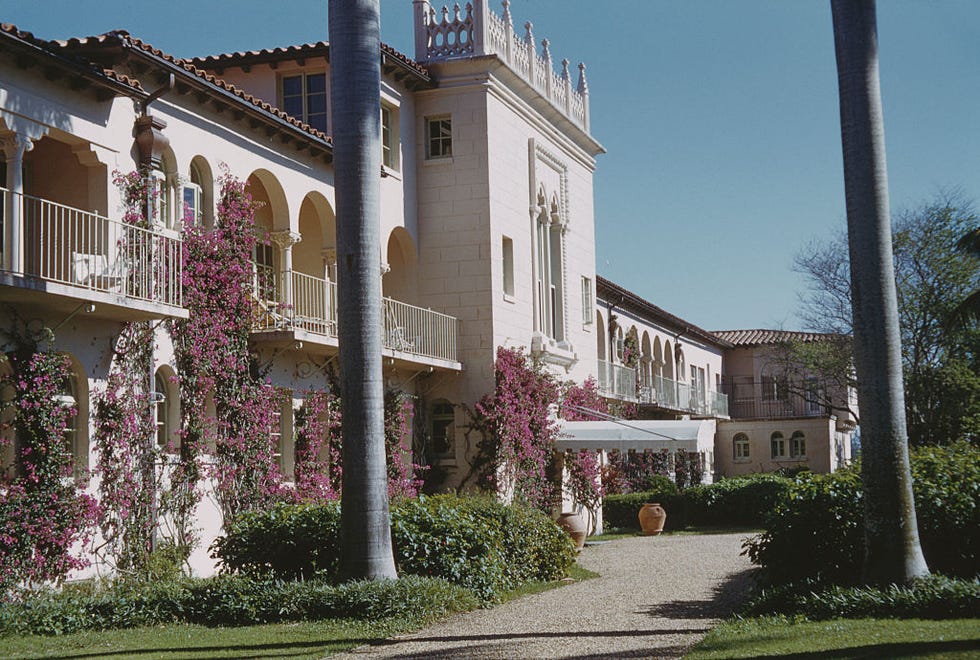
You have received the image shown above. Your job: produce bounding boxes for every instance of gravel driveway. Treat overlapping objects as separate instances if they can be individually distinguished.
[333,531,757,659]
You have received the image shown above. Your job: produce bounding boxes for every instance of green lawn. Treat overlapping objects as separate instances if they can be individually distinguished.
[0,566,597,659]
[687,616,980,659]
[0,618,406,659]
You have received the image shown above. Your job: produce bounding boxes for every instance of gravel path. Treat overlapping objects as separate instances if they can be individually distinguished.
[334,531,757,659]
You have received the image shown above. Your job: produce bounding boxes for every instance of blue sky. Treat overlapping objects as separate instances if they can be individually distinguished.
[6,1,979,331]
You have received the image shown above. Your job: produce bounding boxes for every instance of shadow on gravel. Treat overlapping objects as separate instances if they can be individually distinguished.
[379,644,693,659]
[643,567,759,620]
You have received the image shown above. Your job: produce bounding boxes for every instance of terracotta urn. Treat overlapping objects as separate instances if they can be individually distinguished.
[556,511,588,551]
[638,502,667,536]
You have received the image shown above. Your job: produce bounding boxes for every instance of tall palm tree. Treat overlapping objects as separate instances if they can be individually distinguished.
[329,0,397,580]
[831,0,929,585]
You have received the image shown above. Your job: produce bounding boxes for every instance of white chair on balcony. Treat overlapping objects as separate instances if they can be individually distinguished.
[71,252,123,291]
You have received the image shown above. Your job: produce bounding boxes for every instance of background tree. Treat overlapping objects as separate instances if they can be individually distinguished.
[329,0,397,580]
[794,193,980,444]
[831,0,929,584]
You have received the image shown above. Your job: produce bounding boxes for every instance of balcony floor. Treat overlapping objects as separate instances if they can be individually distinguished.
[251,326,463,372]
[0,272,188,321]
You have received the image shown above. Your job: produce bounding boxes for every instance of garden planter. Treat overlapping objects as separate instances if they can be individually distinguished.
[638,503,667,535]
[556,511,588,551]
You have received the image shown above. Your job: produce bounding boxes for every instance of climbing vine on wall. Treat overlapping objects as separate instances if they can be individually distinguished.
[170,169,286,526]
[469,347,561,513]
[0,318,98,593]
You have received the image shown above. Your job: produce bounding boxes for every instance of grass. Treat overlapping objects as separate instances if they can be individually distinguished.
[0,563,597,659]
[687,616,980,659]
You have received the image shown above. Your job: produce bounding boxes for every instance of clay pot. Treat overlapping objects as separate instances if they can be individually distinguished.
[556,511,588,551]
[638,503,667,536]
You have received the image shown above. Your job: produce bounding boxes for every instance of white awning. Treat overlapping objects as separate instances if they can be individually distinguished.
[556,418,716,453]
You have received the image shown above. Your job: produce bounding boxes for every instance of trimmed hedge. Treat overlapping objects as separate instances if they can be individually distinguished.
[0,574,479,636]
[744,442,980,585]
[743,575,980,620]
[212,495,575,602]
[602,473,792,532]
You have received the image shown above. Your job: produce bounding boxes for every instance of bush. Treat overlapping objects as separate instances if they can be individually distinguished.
[602,482,680,531]
[743,575,980,620]
[213,495,574,602]
[682,473,794,528]
[0,574,478,636]
[744,442,980,585]
[211,501,341,580]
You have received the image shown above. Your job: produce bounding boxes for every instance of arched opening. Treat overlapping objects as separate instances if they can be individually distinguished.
[186,156,214,228]
[640,331,652,390]
[790,430,807,459]
[653,336,663,380]
[770,431,786,459]
[733,432,750,461]
[59,353,89,475]
[596,310,606,362]
[154,365,179,451]
[383,227,418,305]
[246,171,288,304]
[662,340,674,380]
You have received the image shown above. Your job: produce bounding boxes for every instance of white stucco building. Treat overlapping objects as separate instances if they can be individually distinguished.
[0,1,854,577]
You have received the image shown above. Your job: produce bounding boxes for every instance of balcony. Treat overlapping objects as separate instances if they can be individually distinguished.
[252,265,461,370]
[722,377,830,421]
[597,360,728,418]
[0,188,185,319]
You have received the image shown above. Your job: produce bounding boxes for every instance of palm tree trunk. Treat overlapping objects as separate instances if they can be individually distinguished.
[831,0,929,585]
[329,0,397,580]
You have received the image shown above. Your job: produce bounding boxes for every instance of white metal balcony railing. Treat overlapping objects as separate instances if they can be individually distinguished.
[597,361,729,417]
[251,266,459,364]
[1,188,182,308]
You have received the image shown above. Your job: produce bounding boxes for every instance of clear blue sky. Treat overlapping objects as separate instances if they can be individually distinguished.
[6,1,979,331]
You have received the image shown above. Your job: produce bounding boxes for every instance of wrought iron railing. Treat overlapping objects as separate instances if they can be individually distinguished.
[2,187,182,308]
[250,267,459,364]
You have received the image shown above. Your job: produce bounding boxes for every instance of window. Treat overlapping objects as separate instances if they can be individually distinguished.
[502,236,514,298]
[426,116,452,159]
[182,182,202,227]
[254,241,276,302]
[770,431,786,459]
[430,402,455,458]
[57,372,78,461]
[691,365,706,408]
[581,277,593,325]
[791,431,807,458]
[381,105,396,169]
[734,433,750,461]
[762,374,789,402]
[155,372,169,448]
[805,377,823,415]
[282,72,327,133]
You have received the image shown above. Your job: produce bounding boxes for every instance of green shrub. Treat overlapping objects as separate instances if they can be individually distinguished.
[602,483,680,531]
[743,575,980,620]
[744,442,980,585]
[0,575,478,636]
[212,495,574,602]
[911,442,980,577]
[682,473,794,528]
[211,501,341,580]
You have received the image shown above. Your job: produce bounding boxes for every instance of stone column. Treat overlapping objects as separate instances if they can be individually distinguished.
[271,230,301,315]
[1,134,35,274]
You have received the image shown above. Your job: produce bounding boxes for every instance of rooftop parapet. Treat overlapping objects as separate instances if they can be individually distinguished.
[412,0,591,133]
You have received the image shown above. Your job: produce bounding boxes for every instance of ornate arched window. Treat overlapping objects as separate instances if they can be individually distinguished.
[790,431,807,459]
[770,431,786,459]
[733,433,750,461]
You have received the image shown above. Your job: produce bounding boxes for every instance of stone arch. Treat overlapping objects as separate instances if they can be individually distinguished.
[652,336,664,380]
[662,339,674,380]
[246,169,289,232]
[58,352,89,474]
[641,331,652,389]
[384,227,418,304]
[596,310,606,361]
[295,195,327,278]
[154,364,180,451]
[187,155,214,228]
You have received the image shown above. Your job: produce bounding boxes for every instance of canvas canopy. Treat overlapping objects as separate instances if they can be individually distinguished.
[556,418,716,454]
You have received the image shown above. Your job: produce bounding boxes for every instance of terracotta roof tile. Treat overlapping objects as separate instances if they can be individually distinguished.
[189,40,429,78]
[51,31,331,145]
[712,329,842,347]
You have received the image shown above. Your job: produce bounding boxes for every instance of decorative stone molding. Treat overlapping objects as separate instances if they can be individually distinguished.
[270,230,302,249]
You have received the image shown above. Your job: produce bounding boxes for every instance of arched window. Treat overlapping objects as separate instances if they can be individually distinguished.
[791,431,806,459]
[533,188,567,343]
[429,401,455,459]
[770,431,786,459]
[733,433,750,461]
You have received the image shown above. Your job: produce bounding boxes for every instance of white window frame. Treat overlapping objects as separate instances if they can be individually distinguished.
[502,235,514,300]
[771,431,786,459]
[733,433,750,461]
[280,72,328,133]
[581,276,593,326]
[425,115,452,160]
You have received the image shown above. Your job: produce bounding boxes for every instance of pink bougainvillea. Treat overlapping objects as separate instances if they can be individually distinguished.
[0,335,98,593]
[470,347,561,512]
